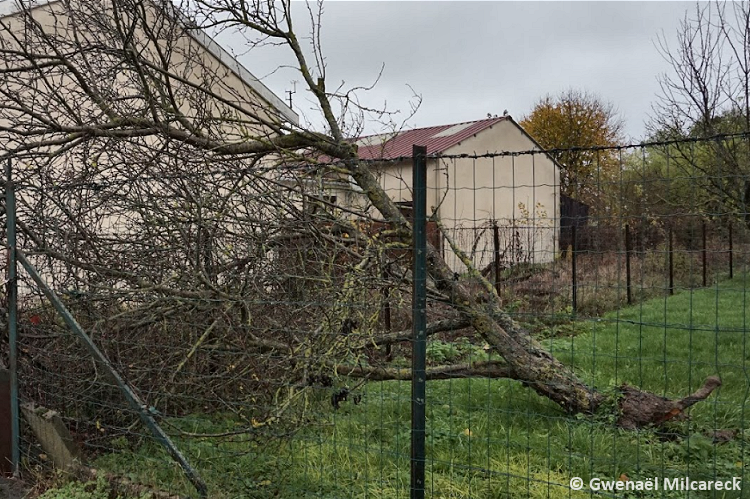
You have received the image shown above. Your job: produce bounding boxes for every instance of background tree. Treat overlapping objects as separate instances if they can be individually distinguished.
[652,1,750,225]
[520,89,625,208]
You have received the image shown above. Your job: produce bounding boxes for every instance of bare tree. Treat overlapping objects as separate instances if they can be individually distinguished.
[652,1,750,223]
[0,0,719,429]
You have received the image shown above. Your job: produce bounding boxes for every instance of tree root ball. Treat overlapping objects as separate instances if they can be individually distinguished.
[617,376,721,429]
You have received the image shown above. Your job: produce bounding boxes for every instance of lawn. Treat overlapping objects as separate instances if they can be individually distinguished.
[92,275,750,498]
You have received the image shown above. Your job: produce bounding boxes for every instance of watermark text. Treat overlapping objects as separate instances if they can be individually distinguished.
[570,476,742,492]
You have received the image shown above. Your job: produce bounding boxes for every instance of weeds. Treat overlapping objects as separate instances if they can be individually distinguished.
[37,476,150,499]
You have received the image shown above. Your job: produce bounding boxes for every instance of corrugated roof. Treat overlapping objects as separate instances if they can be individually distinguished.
[356,117,507,160]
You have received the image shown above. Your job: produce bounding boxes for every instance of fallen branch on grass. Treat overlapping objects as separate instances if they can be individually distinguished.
[332,359,511,381]
[370,317,471,347]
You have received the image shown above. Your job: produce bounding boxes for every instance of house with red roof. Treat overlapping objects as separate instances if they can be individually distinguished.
[350,116,560,272]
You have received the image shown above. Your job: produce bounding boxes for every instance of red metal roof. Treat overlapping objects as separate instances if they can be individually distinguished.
[355,117,508,160]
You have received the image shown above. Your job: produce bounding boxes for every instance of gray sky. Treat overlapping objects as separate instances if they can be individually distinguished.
[223,2,695,141]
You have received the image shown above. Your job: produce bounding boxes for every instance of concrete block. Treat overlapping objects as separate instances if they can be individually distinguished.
[20,403,80,472]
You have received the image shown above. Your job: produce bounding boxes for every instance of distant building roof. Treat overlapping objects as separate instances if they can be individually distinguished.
[355,117,507,160]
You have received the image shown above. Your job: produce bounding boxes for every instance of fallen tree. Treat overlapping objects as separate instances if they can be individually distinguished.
[0,0,719,429]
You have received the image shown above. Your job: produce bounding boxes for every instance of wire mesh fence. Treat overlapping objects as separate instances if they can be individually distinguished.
[2,133,750,498]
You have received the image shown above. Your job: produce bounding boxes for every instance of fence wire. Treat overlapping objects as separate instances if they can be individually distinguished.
[1,134,749,498]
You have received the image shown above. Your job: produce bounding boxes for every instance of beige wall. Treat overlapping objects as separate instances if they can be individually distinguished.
[0,0,289,150]
[0,0,293,205]
[0,1,296,290]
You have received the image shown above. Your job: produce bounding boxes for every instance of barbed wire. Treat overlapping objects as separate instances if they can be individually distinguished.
[6,131,749,194]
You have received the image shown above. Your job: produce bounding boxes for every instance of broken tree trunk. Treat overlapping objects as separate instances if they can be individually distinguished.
[617,376,722,429]
[346,157,720,427]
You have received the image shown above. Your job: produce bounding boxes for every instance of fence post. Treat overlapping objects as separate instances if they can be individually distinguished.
[493,221,501,294]
[702,220,707,287]
[669,227,674,295]
[625,224,632,305]
[729,222,734,279]
[571,224,577,314]
[411,145,427,499]
[5,158,19,476]
[381,263,392,360]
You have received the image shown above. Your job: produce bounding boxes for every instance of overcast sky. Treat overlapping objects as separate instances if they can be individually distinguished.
[221,2,696,141]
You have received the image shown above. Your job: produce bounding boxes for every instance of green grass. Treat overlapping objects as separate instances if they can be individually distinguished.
[92,275,750,498]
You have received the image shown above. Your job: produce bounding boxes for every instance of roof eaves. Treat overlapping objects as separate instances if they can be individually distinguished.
[507,117,563,170]
[172,10,300,125]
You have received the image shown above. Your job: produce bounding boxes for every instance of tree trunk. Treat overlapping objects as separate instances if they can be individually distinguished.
[347,157,719,426]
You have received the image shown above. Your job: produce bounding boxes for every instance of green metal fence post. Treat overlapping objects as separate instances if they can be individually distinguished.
[6,158,19,476]
[411,145,427,499]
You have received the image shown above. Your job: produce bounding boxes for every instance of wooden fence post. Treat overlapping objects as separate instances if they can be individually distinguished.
[729,222,734,279]
[702,220,707,287]
[571,225,577,313]
[625,224,632,305]
[493,221,501,294]
[669,227,674,295]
